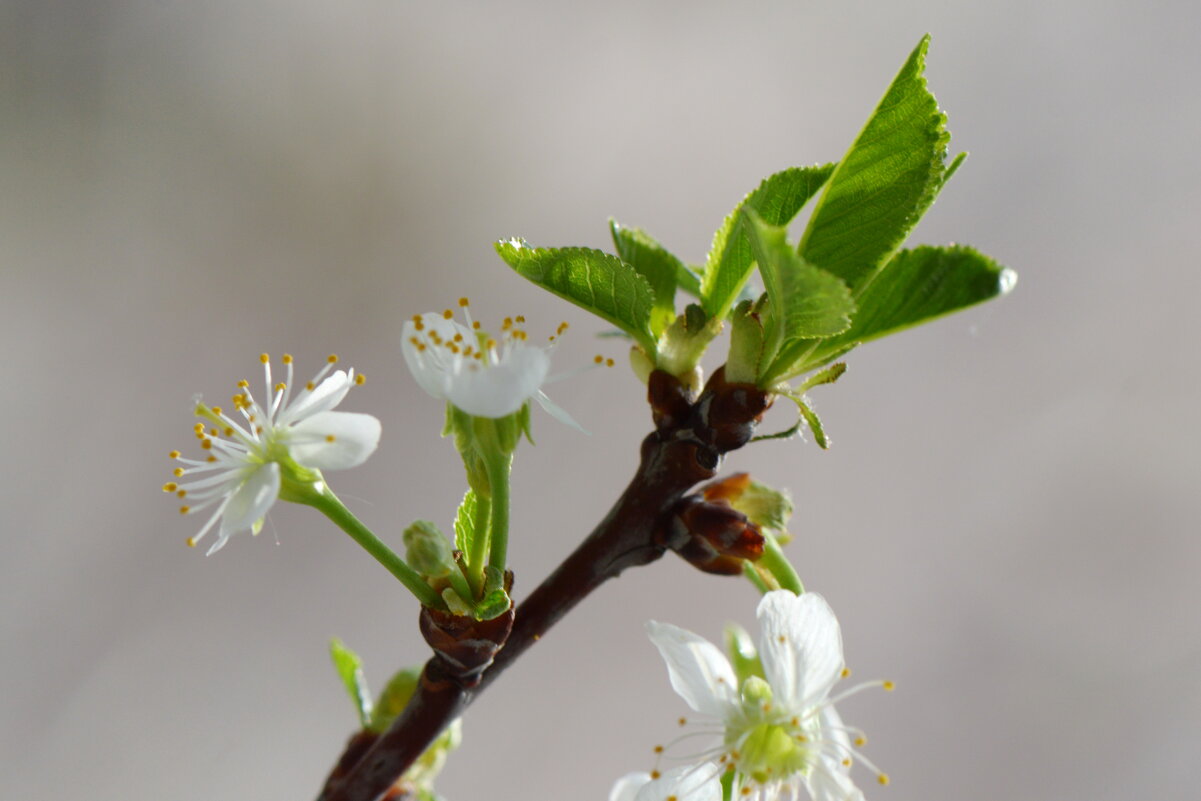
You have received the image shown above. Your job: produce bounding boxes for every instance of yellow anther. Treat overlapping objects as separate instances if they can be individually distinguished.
[255,425,264,434]
[206,455,217,462]
[795,733,806,742]
[211,406,222,415]
[442,309,454,320]
[325,434,336,443]
[606,358,615,367]
[412,314,422,324]
[186,537,197,548]
[883,680,896,691]
[201,439,212,450]
[224,427,233,436]
[790,716,799,726]
[209,428,218,436]
[162,483,178,492]
[169,450,181,459]
[472,321,481,329]
[247,414,257,422]
[666,795,676,801]
[515,315,525,323]
[594,354,604,364]
[449,343,460,354]
[842,758,852,767]
[177,489,187,498]
[842,667,851,678]
[854,736,867,747]
[877,774,890,786]
[778,635,786,643]
[740,788,752,796]
[174,467,185,477]
[237,379,250,388]
[650,771,661,780]
[355,374,366,385]
[558,322,569,334]
[678,717,687,726]
[458,297,470,307]
[415,319,425,331]
[260,353,270,363]
[306,381,316,390]
[473,352,483,360]
[274,382,286,392]
[653,745,664,754]
[282,354,293,364]
[327,354,339,364]
[415,344,426,353]
[179,505,190,514]
[453,333,463,342]
[485,338,497,350]
[194,422,205,432]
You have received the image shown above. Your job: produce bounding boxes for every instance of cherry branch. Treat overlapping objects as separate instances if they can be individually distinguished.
[317,369,771,801]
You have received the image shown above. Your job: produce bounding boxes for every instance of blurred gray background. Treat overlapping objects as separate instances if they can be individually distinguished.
[3,1,1199,799]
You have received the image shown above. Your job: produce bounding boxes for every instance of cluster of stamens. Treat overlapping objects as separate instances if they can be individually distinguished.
[163,352,364,548]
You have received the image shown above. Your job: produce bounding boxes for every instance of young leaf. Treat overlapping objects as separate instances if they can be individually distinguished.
[609,220,685,337]
[793,395,831,450]
[369,667,421,733]
[453,489,477,555]
[799,35,956,291]
[494,239,657,353]
[799,245,1015,370]
[329,638,373,729]
[702,164,836,321]
[740,210,854,383]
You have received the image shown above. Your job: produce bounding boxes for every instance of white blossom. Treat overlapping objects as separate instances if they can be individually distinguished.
[609,767,722,801]
[402,299,601,428]
[644,591,890,801]
[164,353,380,554]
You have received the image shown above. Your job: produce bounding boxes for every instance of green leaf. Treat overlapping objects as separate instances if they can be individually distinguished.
[609,220,685,337]
[369,667,421,733]
[701,164,836,321]
[329,638,373,729]
[793,395,831,450]
[799,35,956,292]
[740,210,855,383]
[453,489,477,555]
[494,239,657,353]
[801,245,1015,369]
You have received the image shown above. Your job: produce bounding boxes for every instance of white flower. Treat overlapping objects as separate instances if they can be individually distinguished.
[164,353,381,554]
[610,767,722,801]
[402,299,596,428]
[644,591,889,801]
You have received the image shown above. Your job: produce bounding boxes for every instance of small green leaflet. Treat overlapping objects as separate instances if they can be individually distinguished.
[799,245,1015,370]
[454,489,477,555]
[701,164,836,321]
[495,239,657,354]
[799,34,957,292]
[329,638,373,729]
[740,210,854,384]
[609,220,686,337]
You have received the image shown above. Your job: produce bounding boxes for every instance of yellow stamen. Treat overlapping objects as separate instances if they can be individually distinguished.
[174,467,185,477]
[325,435,336,442]
[186,537,197,548]
[327,354,339,364]
[650,771,661,780]
[282,354,293,364]
[678,717,687,726]
[169,450,181,459]
[458,297,470,307]
[854,736,867,747]
[883,680,896,691]
[653,745,664,754]
[605,358,614,367]
[260,353,269,363]
[842,667,851,678]
[275,382,286,392]
[306,381,316,390]
[594,355,604,364]
[442,309,454,320]
[237,380,250,388]
[206,455,217,462]
[472,321,480,329]
[179,505,190,514]
[877,774,890,786]
[211,406,222,415]
[177,489,187,498]
[355,374,366,385]
[162,483,178,492]
[201,439,212,450]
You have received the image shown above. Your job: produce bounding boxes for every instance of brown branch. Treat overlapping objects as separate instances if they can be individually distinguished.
[317,368,770,801]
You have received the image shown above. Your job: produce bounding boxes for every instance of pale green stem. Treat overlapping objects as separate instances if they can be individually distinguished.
[302,484,443,609]
[742,561,773,594]
[759,530,804,594]
[466,492,491,599]
[484,452,512,575]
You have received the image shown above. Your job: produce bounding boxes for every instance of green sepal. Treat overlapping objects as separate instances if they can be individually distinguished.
[728,479,794,537]
[609,219,687,337]
[495,238,658,354]
[473,565,513,621]
[329,638,374,730]
[702,164,836,322]
[799,35,958,291]
[799,245,1016,370]
[724,623,765,685]
[740,209,855,385]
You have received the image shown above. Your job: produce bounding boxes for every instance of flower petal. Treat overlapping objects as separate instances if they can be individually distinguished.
[402,315,470,402]
[279,370,353,424]
[213,462,280,553]
[609,772,651,801]
[289,411,382,470]
[818,703,851,763]
[447,346,549,418]
[534,390,588,433]
[756,591,844,711]
[635,766,722,801]
[806,758,865,801]
[646,620,739,718]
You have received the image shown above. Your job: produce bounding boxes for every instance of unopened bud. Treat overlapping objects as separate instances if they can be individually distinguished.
[403,520,455,578]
